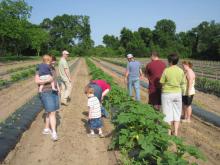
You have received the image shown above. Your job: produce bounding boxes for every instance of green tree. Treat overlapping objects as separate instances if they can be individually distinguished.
[103,35,120,50]
[126,32,147,57]
[120,27,133,49]
[29,26,49,56]
[138,27,152,47]
[0,0,32,56]
[40,14,93,55]
[153,19,176,48]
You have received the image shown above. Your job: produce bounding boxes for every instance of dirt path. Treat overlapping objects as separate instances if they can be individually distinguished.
[99,59,220,116]
[92,59,220,165]
[0,59,77,122]
[2,59,116,165]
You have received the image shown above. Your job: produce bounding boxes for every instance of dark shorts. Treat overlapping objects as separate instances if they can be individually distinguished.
[39,90,60,112]
[148,89,161,105]
[88,118,102,129]
[182,95,194,106]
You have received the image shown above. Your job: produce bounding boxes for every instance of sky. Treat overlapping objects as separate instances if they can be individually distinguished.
[27,0,220,45]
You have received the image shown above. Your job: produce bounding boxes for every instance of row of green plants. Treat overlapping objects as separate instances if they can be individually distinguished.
[6,64,37,74]
[86,58,204,165]
[0,56,40,62]
[0,67,36,88]
[100,58,220,97]
[196,77,220,97]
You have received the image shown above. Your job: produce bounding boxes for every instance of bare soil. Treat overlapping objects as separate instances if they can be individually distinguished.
[1,59,117,165]
[93,59,220,165]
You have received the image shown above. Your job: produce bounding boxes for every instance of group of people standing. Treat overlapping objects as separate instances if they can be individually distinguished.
[35,50,111,140]
[125,52,195,136]
[35,50,72,141]
[34,50,195,141]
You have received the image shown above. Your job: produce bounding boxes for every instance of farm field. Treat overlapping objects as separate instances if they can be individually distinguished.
[98,58,220,116]
[103,58,220,80]
[0,58,219,165]
[91,58,220,165]
[1,58,117,165]
[1,0,220,164]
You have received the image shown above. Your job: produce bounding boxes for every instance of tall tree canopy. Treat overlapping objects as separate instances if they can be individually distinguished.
[102,19,220,60]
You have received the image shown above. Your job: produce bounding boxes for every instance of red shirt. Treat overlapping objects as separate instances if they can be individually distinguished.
[145,60,166,93]
[92,80,111,92]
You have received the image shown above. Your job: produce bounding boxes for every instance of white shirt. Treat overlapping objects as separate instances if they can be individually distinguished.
[88,96,101,119]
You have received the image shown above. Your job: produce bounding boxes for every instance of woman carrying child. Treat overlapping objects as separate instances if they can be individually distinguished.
[35,54,60,141]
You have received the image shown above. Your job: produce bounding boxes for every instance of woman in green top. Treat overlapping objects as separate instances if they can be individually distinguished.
[160,53,185,136]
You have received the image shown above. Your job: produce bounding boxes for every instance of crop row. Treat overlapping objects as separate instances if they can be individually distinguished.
[106,58,220,79]
[86,58,204,165]
[0,68,36,88]
[101,58,220,97]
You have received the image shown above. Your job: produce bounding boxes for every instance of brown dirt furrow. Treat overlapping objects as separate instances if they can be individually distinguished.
[2,58,116,165]
[92,59,220,165]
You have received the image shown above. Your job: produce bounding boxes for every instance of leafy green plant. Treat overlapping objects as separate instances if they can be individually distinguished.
[196,77,220,97]
[86,58,205,165]
[10,68,35,82]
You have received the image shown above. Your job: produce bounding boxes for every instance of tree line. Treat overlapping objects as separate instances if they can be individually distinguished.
[0,0,219,60]
[0,0,93,57]
[100,19,220,60]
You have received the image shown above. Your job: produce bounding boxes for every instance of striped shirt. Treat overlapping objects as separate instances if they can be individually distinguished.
[88,96,101,119]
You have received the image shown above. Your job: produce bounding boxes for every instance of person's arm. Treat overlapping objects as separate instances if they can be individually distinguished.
[186,71,193,95]
[57,82,61,93]
[64,68,71,82]
[102,89,110,100]
[35,74,53,85]
[160,70,166,86]
[124,64,129,83]
[139,68,143,79]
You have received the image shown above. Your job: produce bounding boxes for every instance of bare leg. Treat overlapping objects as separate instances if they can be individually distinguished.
[187,105,192,121]
[39,85,44,93]
[167,122,172,135]
[45,113,50,129]
[173,121,180,136]
[51,81,57,91]
[98,128,103,134]
[49,112,56,133]
[183,105,187,119]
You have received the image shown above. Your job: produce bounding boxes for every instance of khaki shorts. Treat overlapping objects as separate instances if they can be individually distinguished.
[161,93,182,123]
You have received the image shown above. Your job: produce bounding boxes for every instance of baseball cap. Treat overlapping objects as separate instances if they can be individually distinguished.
[62,50,70,55]
[127,54,133,58]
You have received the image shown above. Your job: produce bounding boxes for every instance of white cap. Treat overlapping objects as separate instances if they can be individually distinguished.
[62,50,70,55]
[127,54,133,58]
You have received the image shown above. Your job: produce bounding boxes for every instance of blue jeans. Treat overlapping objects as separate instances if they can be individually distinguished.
[127,78,140,101]
[101,106,109,118]
[39,90,60,112]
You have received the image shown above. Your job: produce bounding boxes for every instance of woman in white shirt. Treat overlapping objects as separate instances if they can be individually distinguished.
[182,61,196,123]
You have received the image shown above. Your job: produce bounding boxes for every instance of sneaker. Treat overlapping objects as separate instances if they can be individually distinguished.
[99,133,105,138]
[87,133,97,138]
[181,119,188,123]
[42,128,51,135]
[51,132,58,141]
[61,102,68,106]
[67,97,71,102]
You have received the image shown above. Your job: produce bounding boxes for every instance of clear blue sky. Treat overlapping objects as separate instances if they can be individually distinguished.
[27,0,220,45]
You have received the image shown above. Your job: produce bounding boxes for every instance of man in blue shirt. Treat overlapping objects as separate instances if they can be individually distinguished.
[124,54,143,101]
